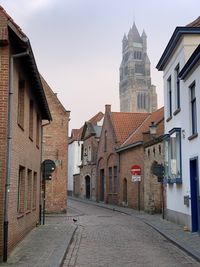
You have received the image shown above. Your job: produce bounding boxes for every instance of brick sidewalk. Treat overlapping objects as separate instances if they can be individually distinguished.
[0,213,77,267]
[70,196,200,263]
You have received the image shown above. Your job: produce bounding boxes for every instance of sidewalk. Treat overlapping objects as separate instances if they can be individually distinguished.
[70,196,200,263]
[0,209,78,267]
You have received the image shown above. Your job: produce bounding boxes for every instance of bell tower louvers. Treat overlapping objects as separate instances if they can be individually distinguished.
[119,23,157,113]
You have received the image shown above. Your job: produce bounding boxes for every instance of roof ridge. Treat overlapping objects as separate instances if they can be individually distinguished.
[121,114,151,147]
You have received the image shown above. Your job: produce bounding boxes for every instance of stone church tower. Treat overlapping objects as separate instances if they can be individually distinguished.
[119,23,157,113]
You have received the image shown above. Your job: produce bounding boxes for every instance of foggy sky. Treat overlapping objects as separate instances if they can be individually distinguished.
[1,0,200,132]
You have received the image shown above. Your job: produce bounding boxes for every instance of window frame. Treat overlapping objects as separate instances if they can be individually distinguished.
[167,76,172,119]
[189,82,198,137]
[175,64,180,111]
[17,79,25,129]
[164,128,182,184]
[17,166,25,214]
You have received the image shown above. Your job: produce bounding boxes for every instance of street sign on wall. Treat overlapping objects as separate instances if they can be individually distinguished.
[130,165,141,175]
[130,165,141,182]
[131,175,141,182]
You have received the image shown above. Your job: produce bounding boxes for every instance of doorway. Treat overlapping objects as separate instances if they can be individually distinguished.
[123,178,128,204]
[100,169,105,201]
[190,157,200,232]
[85,176,90,199]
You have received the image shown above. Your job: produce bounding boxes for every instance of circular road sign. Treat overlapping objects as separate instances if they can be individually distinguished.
[130,165,141,176]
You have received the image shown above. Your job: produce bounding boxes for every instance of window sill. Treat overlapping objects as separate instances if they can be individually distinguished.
[17,213,24,219]
[18,123,24,131]
[166,116,172,122]
[166,178,182,184]
[26,210,31,215]
[188,133,198,141]
[173,108,181,116]
[32,207,36,211]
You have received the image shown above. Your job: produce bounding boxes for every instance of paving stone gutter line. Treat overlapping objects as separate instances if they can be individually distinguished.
[70,196,200,263]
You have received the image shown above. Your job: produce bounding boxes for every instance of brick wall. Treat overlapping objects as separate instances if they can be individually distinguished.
[97,107,119,204]
[42,79,70,213]
[143,120,165,214]
[0,43,9,259]
[6,59,43,254]
[118,146,144,210]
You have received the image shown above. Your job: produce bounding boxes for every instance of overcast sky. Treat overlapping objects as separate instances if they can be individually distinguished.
[1,0,200,132]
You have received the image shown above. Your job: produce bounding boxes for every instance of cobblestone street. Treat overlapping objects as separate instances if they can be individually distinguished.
[63,199,200,267]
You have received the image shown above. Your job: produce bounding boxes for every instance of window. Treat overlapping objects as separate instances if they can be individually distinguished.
[29,100,34,140]
[175,64,180,110]
[18,80,25,129]
[167,76,172,118]
[113,166,118,193]
[104,130,107,152]
[88,146,91,161]
[164,128,181,183]
[17,166,25,213]
[81,144,84,161]
[134,51,142,59]
[190,82,197,136]
[26,169,32,211]
[32,172,37,209]
[36,114,40,147]
[109,167,112,193]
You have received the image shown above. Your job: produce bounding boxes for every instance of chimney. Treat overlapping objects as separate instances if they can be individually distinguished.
[105,104,111,113]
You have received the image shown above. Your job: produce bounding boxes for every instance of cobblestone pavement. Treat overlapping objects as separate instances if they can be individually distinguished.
[63,199,200,267]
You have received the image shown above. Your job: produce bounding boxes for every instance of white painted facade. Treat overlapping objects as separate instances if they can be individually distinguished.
[162,34,200,230]
[68,140,83,195]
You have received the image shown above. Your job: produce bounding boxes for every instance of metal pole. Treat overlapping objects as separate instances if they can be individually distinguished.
[138,181,140,211]
[42,162,46,225]
[162,182,165,219]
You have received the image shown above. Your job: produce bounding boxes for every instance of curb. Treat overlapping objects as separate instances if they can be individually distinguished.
[58,225,78,267]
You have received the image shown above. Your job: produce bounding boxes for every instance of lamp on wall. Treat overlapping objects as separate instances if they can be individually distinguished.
[149,121,157,135]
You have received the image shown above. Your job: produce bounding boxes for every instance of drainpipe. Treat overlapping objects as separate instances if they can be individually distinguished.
[3,51,29,262]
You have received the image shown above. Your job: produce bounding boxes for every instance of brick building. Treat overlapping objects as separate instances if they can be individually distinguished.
[116,107,164,210]
[69,112,103,198]
[96,105,150,205]
[0,6,51,261]
[79,114,103,201]
[41,77,70,213]
[143,111,164,214]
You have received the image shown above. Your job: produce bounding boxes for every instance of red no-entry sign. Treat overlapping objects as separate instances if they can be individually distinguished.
[130,165,141,176]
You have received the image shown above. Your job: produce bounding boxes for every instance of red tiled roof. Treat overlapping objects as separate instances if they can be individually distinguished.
[110,112,150,145]
[187,16,200,27]
[122,107,164,147]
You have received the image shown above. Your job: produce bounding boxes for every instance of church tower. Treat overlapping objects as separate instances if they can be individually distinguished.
[119,23,157,113]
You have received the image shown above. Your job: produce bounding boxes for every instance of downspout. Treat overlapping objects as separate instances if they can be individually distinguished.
[3,51,29,262]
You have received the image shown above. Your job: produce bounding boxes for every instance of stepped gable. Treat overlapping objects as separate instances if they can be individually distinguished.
[121,107,164,148]
[69,112,103,143]
[110,112,150,145]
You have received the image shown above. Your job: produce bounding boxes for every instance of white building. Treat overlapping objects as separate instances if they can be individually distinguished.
[68,129,83,196]
[157,17,200,232]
